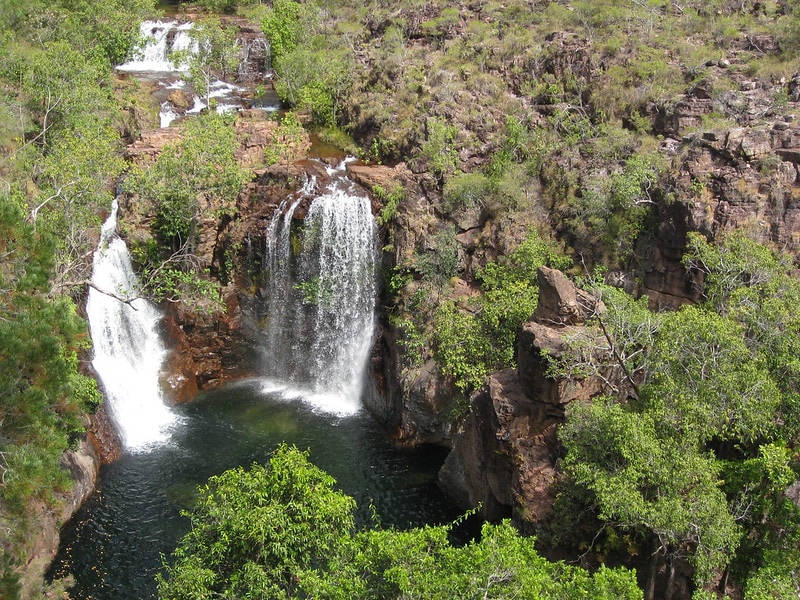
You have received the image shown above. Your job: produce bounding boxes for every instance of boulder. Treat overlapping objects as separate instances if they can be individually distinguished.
[533,266,603,326]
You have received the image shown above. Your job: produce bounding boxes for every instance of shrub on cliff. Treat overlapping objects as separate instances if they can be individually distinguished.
[432,230,571,395]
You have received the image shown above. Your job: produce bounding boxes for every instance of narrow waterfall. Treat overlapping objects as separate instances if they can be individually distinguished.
[263,162,378,415]
[87,200,177,450]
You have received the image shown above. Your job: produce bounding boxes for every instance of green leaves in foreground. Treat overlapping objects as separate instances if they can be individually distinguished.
[158,444,641,600]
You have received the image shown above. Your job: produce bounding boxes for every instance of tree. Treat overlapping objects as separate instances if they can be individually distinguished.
[0,193,101,591]
[417,117,460,183]
[556,257,796,597]
[158,445,356,600]
[125,111,248,308]
[683,231,800,443]
[273,44,352,126]
[264,110,307,176]
[560,401,740,599]
[159,444,642,600]
[34,117,125,294]
[640,305,780,447]
[259,0,319,64]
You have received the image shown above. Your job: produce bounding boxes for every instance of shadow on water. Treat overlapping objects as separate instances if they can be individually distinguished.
[48,380,461,599]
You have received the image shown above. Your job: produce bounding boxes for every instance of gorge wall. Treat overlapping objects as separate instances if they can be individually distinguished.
[61,7,800,598]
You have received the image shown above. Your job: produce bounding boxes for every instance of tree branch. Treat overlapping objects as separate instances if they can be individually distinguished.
[62,279,143,309]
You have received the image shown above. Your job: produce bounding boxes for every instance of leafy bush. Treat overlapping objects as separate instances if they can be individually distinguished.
[126,111,248,250]
[415,224,459,284]
[158,445,642,600]
[442,171,493,213]
[416,117,460,182]
[433,231,571,394]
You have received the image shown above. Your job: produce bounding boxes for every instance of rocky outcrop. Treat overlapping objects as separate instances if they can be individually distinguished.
[640,116,800,309]
[18,440,99,599]
[439,267,608,527]
[162,292,259,396]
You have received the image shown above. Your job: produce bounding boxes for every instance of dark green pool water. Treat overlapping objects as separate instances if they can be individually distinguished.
[49,380,459,599]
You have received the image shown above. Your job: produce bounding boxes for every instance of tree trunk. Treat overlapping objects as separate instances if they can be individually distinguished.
[665,555,676,600]
[645,540,661,600]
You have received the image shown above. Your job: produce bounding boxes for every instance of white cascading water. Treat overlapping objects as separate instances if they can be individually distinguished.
[263,161,378,415]
[117,19,273,124]
[87,199,178,450]
[117,20,196,73]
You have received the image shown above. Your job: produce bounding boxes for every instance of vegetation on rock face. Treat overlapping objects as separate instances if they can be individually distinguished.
[551,234,800,599]
[0,196,102,597]
[125,111,248,310]
[158,444,643,600]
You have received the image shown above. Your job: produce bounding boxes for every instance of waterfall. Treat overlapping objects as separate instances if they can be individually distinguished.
[117,20,195,73]
[87,199,178,450]
[263,161,378,415]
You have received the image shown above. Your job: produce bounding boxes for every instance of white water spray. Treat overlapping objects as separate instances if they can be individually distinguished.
[263,162,378,415]
[87,200,178,450]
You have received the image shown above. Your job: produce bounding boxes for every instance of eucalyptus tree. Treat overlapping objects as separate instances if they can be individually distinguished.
[559,232,800,598]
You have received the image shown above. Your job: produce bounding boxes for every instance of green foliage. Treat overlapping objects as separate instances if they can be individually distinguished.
[259,0,319,63]
[417,117,460,182]
[683,230,790,312]
[127,111,248,249]
[125,112,246,309]
[14,40,112,143]
[415,223,459,284]
[641,305,780,446]
[0,194,98,564]
[373,184,405,227]
[258,0,352,126]
[683,231,800,443]
[433,230,570,394]
[159,445,642,600]
[558,233,800,594]
[158,445,356,600]
[561,400,741,588]
[441,171,493,213]
[557,152,662,267]
[274,44,352,127]
[195,0,246,15]
[391,314,426,368]
[0,0,160,592]
[264,110,306,174]
[433,300,493,393]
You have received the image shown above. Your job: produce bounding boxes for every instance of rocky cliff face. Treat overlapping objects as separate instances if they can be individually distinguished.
[19,439,99,599]
[107,3,800,529]
[439,267,611,527]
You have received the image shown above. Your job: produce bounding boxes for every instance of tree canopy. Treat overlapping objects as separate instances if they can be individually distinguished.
[158,444,642,600]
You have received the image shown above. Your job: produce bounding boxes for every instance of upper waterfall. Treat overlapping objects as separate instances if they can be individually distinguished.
[87,200,178,450]
[117,20,196,73]
[262,161,378,416]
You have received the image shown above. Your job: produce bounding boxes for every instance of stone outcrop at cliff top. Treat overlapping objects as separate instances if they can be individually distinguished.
[439,267,608,527]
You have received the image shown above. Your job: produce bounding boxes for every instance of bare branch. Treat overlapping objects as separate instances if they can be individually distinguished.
[28,180,77,223]
[61,279,143,309]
